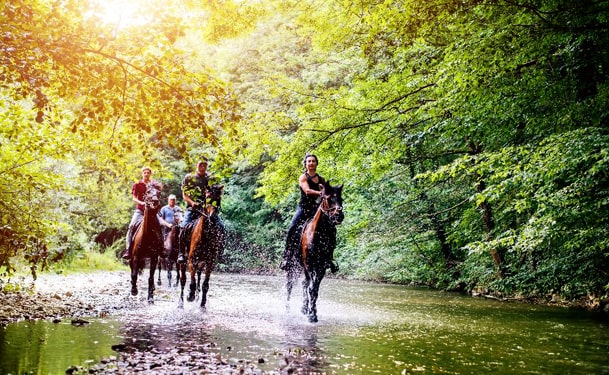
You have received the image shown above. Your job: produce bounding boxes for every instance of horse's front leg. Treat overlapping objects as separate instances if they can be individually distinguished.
[130,258,138,296]
[285,267,300,311]
[200,268,211,310]
[166,259,172,286]
[308,270,325,323]
[178,262,187,308]
[173,261,179,287]
[187,260,197,302]
[197,270,202,293]
[148,255,158,304]
[156,257,162,286]
[301,272,311,316]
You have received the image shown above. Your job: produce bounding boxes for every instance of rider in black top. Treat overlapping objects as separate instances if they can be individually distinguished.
[280,154,339,273]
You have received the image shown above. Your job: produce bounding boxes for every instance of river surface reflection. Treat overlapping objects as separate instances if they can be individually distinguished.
[1,273,609,374]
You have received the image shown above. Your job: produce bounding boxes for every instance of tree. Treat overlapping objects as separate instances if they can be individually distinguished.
[247,0,609,300]
[0,0,241,277]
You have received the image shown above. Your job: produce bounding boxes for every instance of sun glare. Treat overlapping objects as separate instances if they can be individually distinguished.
[90,0,151,29]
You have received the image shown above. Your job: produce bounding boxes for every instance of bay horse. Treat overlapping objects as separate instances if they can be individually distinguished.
[286,182,344,323]
[129,181,164,303]
[178,185,226,309]
[157,211,182,288]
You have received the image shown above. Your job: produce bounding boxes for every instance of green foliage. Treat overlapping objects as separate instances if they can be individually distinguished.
[237,0,609,302]
[2,0,609,305]
[221,165,288,272]
[0,0,242,279]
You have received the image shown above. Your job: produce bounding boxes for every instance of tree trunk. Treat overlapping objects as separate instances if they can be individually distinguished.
[468,140,504,279]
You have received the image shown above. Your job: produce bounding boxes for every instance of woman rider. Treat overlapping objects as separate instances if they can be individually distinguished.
[280,154,339,273]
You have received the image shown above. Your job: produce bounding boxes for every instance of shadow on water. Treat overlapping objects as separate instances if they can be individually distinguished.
[2,273,609,374]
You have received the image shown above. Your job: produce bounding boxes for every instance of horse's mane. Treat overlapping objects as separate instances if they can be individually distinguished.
[321,181,342,196]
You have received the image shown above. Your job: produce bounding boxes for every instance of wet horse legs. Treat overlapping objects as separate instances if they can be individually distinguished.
[301,270,324,323]
[147,256,158,304]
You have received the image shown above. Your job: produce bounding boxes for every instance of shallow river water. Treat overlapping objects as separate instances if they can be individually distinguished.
[1,273,609,374]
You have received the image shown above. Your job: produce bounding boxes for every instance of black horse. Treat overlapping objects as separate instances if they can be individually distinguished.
[128,182,164,303]
[178,185,226,309]
[157,211,182,288]
[286,182,344,322]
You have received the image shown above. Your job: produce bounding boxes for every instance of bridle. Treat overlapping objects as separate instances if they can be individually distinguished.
[194,187,222,218]
[319,192,343,224]
[144,184,161,210]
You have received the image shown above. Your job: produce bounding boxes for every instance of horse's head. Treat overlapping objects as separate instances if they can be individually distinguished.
[321,182,344,225]
[173,210,183,225]
[204,184,224,214]
[144,182,162,211]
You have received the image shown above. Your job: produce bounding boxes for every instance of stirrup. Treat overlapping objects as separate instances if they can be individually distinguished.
[177,254,185,263]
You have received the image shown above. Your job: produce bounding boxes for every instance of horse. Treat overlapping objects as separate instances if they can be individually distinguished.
[286,182,344,323]
[156,211,182,288]
[178,184,226,309]
[128,181,164,303]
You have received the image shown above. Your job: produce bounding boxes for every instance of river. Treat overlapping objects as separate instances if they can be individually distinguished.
[1,273,608,374]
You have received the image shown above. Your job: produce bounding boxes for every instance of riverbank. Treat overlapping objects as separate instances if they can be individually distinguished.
[0,271,130,326]
[0,270,272,374]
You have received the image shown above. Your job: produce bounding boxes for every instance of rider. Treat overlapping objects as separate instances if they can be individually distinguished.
[280,154,339,273]
[122,166,154,260]
[158,194,183,240]
[177,156,225,263]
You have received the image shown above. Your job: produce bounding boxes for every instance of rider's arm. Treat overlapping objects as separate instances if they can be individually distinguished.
[182,191,197,207]
[132,184,145,206]
[157,210,172,227]
[299,174,322,196]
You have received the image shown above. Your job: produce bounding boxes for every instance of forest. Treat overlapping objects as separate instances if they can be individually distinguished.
[1,0,608,308]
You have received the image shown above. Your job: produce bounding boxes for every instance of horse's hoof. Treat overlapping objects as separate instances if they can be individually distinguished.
[148,299,154,304]
[187,294,195,302]
[131,289,138,296]
[309,315,318,323]
[301,307,308,315]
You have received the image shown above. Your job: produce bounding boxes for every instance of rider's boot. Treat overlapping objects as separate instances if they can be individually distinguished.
[122,248,131,260]
[328,260,339,273]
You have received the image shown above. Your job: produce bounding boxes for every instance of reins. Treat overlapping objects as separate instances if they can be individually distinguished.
[191,198,220,219]
[319,193,342,221]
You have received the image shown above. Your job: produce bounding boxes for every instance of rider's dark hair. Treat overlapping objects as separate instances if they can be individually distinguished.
[302,153,319,171]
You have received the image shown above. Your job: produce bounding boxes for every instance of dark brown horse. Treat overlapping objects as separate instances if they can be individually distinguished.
[157,211,182,287]
[286,182,344,322]
[178,185,226,309]
[129,182,164,303]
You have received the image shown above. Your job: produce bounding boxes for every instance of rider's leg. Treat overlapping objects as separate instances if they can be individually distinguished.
[177,209,193,263]
[280,209,304,270]
[122,209,143,259]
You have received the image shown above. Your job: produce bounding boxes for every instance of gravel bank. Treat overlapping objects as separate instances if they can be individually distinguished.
[1,270,278,374]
